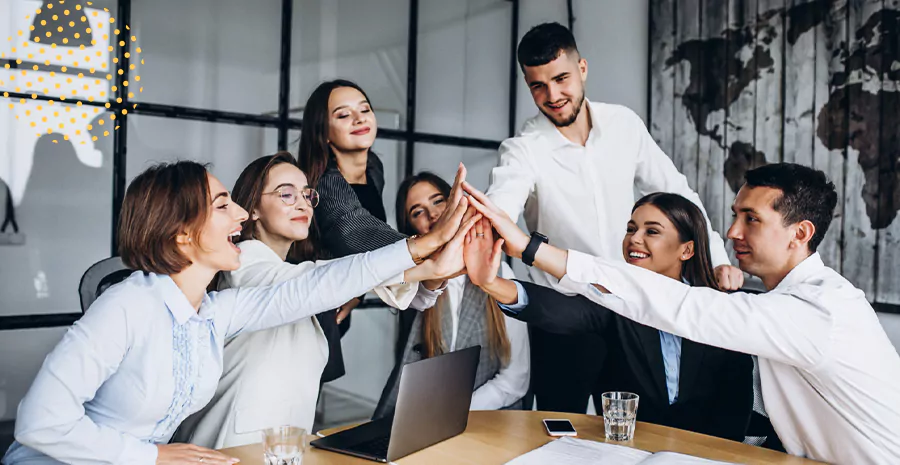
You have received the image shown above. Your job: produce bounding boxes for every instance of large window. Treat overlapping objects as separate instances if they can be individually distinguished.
[0,0,520,330]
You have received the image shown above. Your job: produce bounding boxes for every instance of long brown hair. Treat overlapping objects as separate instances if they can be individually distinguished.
[632,193,719,290]
[230,152,320,262]
[297,79,373,188]
[396,172,511,365]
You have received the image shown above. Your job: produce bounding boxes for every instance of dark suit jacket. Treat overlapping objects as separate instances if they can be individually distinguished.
[315,153,405,258]
[513,281,754,442]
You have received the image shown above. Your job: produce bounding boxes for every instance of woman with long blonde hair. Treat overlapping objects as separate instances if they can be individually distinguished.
[374,172,530,417]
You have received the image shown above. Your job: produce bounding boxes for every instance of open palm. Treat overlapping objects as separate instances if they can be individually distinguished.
[464,218,504,287]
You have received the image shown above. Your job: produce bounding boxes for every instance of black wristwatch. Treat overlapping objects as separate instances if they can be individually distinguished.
[522,231,549,267]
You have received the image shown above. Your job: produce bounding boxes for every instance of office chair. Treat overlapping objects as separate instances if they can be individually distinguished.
[78,257,133,312]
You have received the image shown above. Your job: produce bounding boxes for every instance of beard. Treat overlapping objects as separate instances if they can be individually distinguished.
[541,91,586,128]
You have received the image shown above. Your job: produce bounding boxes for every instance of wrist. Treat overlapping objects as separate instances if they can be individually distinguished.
[416,232,441,257]
[484,277,518,305]
[423,279,446,291]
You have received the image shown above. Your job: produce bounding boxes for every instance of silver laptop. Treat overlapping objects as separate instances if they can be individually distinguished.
[310,345,480,462]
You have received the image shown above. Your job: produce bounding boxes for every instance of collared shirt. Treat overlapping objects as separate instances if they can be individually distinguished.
[561,251,900,464]
[486,100,730,290]
[4,240,414,465]
[500,281,682,405]
[422,264,530,411]
[174,239,437,450]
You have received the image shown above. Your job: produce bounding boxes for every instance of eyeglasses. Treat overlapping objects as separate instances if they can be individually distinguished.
[263,185,319,208]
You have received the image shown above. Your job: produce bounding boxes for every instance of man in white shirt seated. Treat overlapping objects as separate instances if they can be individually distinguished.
[466,163,900,464]
[486,21,744,414]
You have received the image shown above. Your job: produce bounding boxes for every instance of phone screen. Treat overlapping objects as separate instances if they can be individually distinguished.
[544,419,576,434]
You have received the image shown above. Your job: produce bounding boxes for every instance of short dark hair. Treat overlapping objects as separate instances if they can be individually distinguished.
[744,163,838,252]
[118,161,211,275]
[517,22,579,68]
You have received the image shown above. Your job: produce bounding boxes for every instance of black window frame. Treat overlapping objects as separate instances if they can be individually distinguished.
[0,0,521,330]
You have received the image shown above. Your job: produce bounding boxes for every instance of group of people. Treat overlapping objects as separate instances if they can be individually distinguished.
[4,22,900,465]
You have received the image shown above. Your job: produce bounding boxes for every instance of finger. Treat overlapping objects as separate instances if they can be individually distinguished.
[460,201,476,225]
[481,218,494,241]
[336,306,352,324]
[491,239,505,265]
[720,271,732,291]
[474,215,484,237]
[455,213,481,241]
[466,196,499,222]
[194,448,239,464]
[461,181,499,213]
[448,164,467,208]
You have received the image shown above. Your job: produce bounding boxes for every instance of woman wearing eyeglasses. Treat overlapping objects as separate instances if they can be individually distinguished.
[174,153,470,450]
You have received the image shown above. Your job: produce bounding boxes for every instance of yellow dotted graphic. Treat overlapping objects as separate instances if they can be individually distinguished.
[3,0,145,139]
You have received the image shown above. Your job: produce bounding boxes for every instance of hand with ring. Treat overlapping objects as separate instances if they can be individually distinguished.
[156,443,240,464]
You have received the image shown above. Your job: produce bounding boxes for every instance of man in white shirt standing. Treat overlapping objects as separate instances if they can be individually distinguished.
[468,162,900,463]
[486,22,743,413]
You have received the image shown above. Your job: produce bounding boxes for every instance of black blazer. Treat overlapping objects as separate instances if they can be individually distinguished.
[315,154,405,258]
[513,281,754,442]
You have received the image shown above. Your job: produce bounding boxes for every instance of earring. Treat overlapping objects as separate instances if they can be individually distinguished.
[188,238,192,242]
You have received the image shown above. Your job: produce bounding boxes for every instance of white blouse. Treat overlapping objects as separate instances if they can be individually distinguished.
[176,240,440,449]
[3,239,414,465]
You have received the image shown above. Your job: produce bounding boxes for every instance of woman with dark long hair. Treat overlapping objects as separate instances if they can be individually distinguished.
[464,191,755,442]
[372,172,530,417]
[3,161,474,465]
[173,154,466,450]
[298,79,465,352]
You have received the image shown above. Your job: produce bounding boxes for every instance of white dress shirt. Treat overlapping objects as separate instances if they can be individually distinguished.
[429,263,530,410]
[3,240,414,465]
[487,100,729,289]
[560,250,900,464]
[175,240,439,449]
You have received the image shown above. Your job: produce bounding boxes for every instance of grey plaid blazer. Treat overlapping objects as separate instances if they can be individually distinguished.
[373,279,523,419]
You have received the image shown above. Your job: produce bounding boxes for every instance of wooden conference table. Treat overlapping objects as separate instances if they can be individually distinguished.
[220,411,821,464]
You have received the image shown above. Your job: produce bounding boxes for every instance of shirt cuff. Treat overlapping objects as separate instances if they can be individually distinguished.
[410,280,448,311]
[497,281,529,314]
[563,249,604,286]
[381,271,407,287]
[369,239,417,281]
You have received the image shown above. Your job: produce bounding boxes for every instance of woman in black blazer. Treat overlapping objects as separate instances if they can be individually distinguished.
[466,192,755,442]
[297,79,460,360]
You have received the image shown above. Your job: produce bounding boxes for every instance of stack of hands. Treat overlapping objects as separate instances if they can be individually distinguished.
[396,163,535,298]
[401,162,744,298]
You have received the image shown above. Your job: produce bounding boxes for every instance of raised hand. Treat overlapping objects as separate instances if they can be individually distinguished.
[423,206,482,280]
[464,218,505,287]
[156,443,239,464]
[461,181,529,258]
[418,164,468,251]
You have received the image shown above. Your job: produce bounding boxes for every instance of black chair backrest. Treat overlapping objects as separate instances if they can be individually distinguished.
[79,257,133,312]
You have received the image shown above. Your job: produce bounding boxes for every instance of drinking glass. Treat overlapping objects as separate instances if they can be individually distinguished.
[262,426,307,465]
[601,392,639,441]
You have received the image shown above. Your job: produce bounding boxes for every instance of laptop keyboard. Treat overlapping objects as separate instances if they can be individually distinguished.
[348,435,392,458]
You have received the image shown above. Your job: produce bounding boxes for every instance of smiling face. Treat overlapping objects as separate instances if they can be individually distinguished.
[253,163,314,243]
[184,174,249,273]
[523,51,588,127]
[622,204,694,281]
[327,86,378,153]
[404,180,448,236]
